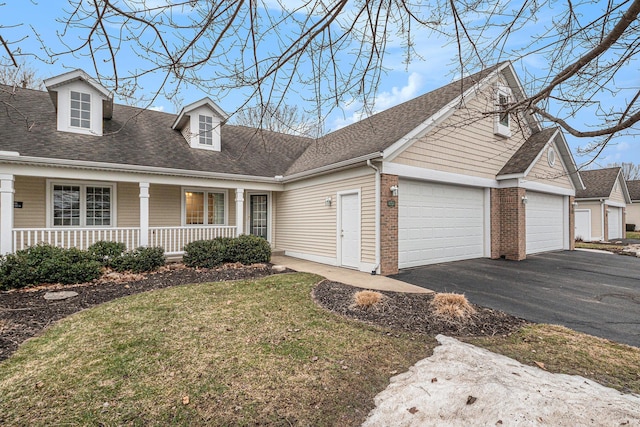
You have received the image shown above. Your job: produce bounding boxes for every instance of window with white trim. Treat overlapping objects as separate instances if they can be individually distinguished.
[184,190,226,225]
[70,91,91,129]
[199,115,213,146]
[494,87,512,138]
[52,183,113,227]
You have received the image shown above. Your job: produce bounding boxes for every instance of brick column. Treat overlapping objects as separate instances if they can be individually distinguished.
[622,208,627,239]
[379,174,398,275]
[569,196,575,250]
[603,204,609,241]
[490,188,501,259]
[495,187,526,260]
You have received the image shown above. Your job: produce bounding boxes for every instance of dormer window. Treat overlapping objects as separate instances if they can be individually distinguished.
[494,86,512,138]
[70,91,91,129]
[199,115,213,146]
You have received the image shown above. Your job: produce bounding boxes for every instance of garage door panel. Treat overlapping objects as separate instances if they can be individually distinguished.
[399,180,485,268]
[608,207,621,240]
[526,192,565,254]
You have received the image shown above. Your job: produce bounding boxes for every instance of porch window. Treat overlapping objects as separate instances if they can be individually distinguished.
[70,91,91,129]
[199,115,213,146]
[52,184,113,227]
[185,190,225,225]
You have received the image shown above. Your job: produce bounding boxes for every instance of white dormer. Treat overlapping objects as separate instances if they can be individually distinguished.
[172,98,229,152]
[43,70,113,136]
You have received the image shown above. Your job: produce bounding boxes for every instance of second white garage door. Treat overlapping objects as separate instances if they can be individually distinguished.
[399,180,485,268]
[526,192,565,254]
[608,206,622,240]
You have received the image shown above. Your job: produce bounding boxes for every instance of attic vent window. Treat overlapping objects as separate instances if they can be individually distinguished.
[494,87,512,138]
[199,115,213,146]
[70,91,91,129]
[548,147,556,167]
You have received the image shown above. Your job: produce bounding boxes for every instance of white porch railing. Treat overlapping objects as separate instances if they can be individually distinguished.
[12,226,237,255]
[13,227,141,252]
[149,226,237,255]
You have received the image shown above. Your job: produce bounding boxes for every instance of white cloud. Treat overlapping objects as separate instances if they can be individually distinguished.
[329,72,424,130]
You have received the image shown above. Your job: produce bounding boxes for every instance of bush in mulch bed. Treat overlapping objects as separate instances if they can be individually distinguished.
[313,280,529,338]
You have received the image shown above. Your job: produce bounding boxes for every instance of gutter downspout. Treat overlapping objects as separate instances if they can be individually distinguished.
[367,159,381,275]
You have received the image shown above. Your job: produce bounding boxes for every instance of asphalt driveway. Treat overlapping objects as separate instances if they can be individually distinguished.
[393,250,640,348]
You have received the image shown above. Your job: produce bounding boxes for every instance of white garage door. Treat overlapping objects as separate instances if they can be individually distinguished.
[399,180,485,268]
[526,192,565,254]
[608,207,622,240]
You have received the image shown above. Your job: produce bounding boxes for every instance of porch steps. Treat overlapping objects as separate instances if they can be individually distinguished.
[271,248,285,257]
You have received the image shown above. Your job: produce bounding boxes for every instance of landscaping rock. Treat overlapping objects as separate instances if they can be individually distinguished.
[272,265,287,273]
[44,291,79,301]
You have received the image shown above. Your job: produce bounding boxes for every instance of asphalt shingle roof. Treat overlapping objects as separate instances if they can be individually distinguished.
[0,86,312,178]
[498,127,558,175]
[627,180,640,201]
[576,167,622,199]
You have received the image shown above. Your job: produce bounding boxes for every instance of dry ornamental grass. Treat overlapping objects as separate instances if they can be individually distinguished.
[431,293,476,321]
[353,290,385,309]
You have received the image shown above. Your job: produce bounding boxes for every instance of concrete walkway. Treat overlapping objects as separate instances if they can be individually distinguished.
[270,255,432,294]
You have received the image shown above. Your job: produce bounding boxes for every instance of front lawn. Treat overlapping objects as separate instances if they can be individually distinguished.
[0,273,434,426]
[627,231,640,239]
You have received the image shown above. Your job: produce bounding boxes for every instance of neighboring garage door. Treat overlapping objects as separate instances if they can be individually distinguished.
[608,206,622,240]
[398,180,485,268]
[526,191,565,254]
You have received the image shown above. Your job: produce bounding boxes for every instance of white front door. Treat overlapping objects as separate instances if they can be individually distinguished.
[575,209,592,242]
[339,192,360,268]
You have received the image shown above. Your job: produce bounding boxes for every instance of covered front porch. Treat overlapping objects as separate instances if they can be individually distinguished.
[0,170,279,256]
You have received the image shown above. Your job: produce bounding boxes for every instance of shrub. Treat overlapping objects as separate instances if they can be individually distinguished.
[0,244,102,290]
[183,238,232,268]
[111,246,165,273]
[226,234,271,265]
[353,290,385,310]
[430,293,476,321]
[88,241,127,267]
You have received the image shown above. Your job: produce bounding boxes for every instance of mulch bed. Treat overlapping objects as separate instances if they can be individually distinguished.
[313,280,529,337]
[0,266,529,363]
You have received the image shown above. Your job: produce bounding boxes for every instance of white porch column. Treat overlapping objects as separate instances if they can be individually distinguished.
[0,174,15,254]
[235,188,244,236]
[139,182,150,247]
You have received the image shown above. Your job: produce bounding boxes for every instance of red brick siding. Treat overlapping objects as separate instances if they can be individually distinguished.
[569,196,576,250]
[492,187,526,260]
[380,174,399,275]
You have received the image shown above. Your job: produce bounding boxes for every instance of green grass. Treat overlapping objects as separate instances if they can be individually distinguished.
[0,273,434,426]
[627,231,640,239]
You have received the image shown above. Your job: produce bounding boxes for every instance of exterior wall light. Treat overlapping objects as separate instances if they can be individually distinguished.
[521,196,528,204]
[325,196,332,206]
[390,185,398,197]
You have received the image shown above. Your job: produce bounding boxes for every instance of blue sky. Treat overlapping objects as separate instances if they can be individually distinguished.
[1,1,638,168]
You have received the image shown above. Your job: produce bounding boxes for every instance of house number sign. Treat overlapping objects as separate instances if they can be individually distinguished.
[14,201,23,208]
[387,200,396,207]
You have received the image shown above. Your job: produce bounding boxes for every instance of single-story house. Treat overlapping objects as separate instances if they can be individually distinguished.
[575,168,631,241]
[626,180,640,231]
[0,62,583,275]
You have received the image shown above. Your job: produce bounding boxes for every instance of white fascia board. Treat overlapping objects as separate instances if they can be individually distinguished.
[282,152,383,183]
[519,180,576,196]
[382,162,499,188]
[501,62,541,132]
[496,173,525,180]
[616,171,633,203]
[283,166,372,191]
[606,200,627,208]
[575,197,605,202]
[43,69,112,100]
[172,97,229,130]
[0,155,282,189]
[383,64,511,162]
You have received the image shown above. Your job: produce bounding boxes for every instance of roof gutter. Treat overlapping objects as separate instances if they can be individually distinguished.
[0,153,280,183]
[282,152,384,183]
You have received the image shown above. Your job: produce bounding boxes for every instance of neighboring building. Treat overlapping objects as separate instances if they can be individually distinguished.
[575,168,631,241]
[0,62,583,276]
[626,180,640,231]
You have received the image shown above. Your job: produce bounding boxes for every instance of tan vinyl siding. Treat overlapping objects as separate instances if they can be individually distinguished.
[149,184,181,226]
[577,201,603,240]
[627,204,640,230]
[527,146,574,190]
[610,180,627,204]
[393,76,532,179]
[227,191,236,227]
[14,176,46,228]
[276,170,376,264]
[117,182,140,227]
